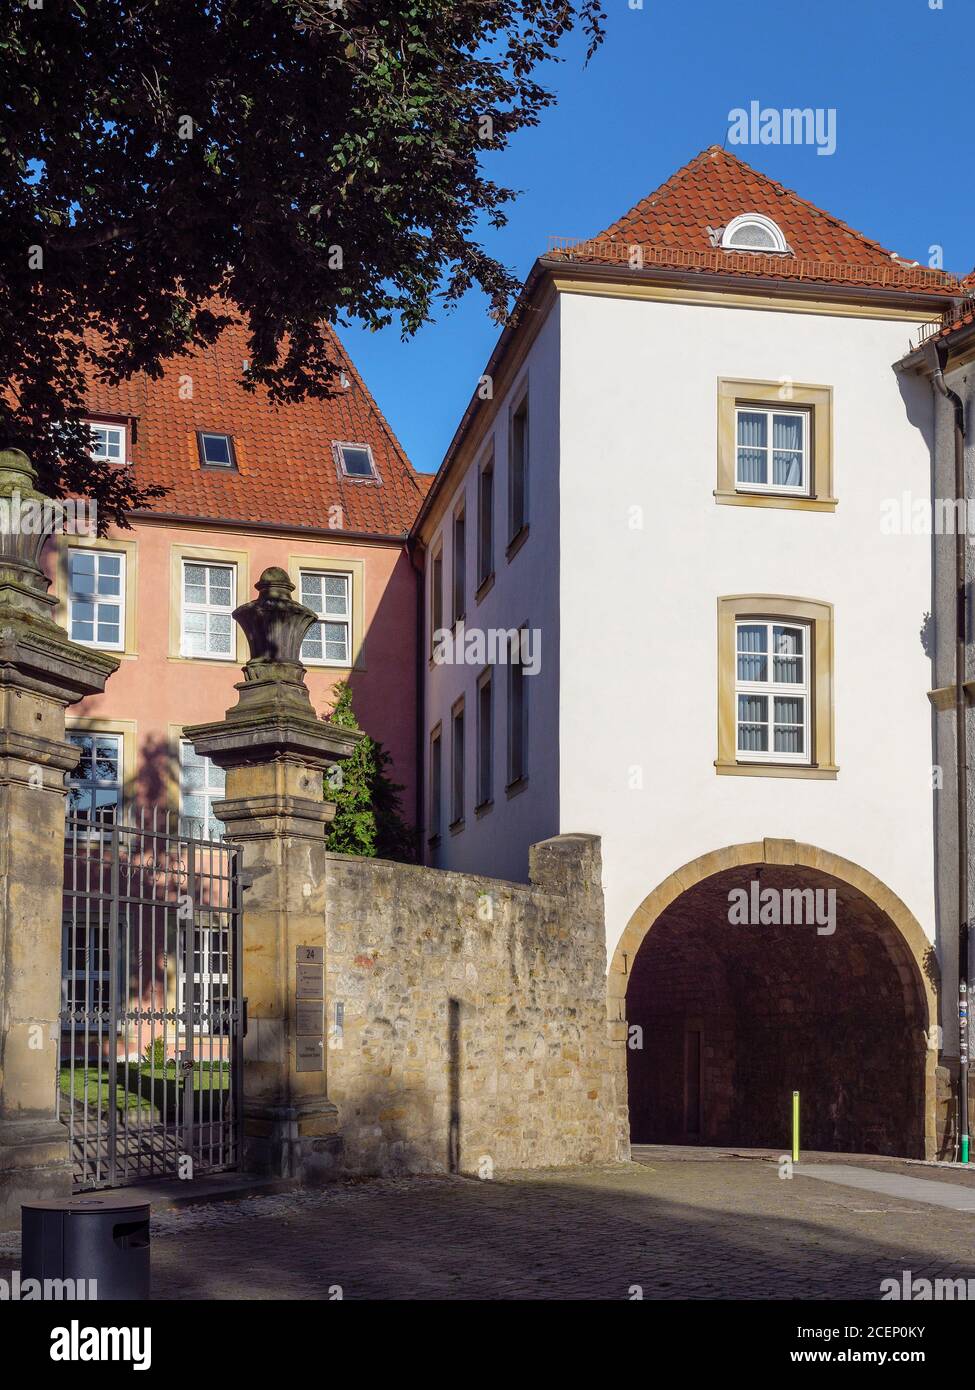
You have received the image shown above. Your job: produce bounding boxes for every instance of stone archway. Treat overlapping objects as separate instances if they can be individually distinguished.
[609,840,939,1159]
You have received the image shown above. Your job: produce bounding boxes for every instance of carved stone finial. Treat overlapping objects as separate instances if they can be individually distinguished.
[0,449,60,621]
[0,450,118,706]
[184,566,362,798]
[0,448,45,505]
[235,566,316,670]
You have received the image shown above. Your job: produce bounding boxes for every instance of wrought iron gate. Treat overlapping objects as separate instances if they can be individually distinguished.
[59,808,242,1191]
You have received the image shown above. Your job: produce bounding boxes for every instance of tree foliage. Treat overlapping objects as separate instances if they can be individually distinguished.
[0,1,604,526]
[325,680,415,862]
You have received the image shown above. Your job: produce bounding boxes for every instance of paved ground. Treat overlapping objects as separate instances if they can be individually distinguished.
[4,1151,975,1299]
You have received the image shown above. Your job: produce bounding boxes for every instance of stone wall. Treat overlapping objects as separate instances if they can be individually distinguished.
[319,833,628,1175]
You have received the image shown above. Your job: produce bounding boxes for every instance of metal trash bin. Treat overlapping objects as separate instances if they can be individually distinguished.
[21,1196,151,1301]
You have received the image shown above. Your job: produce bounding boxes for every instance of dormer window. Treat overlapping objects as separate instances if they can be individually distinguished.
[88,422,126,463]
[334,442,379,482]
[721,214,789,254]
[197,432,236,469]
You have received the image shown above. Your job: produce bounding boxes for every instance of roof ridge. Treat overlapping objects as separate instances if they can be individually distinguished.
[599,144,915,270]
[600,146,716,238]
[705,145,897,262]
[329,328,428,502]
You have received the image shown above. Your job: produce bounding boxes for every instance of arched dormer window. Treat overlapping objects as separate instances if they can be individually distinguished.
[721,213,789,254]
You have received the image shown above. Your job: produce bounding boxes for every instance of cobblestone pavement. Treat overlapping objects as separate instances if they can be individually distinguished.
[4,1154,975,1300]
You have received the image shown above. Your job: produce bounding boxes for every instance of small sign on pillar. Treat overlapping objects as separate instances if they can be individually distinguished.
[295,946,325,1072]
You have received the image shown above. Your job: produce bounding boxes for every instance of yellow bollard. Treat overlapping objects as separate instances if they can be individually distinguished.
[792,1090,800,1164]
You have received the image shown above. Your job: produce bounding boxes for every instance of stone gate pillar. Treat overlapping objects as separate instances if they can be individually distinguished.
[185,566,360,1181]
[0,451,118,1228]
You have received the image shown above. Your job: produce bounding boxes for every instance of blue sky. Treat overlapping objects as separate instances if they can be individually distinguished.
[339,0,974,476]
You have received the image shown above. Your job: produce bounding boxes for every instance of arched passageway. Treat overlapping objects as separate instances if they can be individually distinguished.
[615,845,937,1158]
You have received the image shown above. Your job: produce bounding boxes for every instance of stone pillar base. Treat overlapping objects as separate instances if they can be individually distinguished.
[0,1120,73,1231]
[243,1100,342,1184]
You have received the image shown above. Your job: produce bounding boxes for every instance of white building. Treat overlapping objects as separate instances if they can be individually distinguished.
[411,147,969,1158]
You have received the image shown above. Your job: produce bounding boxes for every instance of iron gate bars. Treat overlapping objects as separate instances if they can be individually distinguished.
[58,806,242,1191]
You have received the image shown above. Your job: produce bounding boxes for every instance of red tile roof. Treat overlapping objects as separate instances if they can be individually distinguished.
[549,146,960,297]
[84,315,426,535]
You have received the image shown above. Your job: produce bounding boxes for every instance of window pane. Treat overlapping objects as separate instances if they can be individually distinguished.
[737,694,768,751]
[70,734,93,775]
[94,739,120,776]
[96,619,120,645]
[208,614,232,653]
[182,761,205,792]
[729,222,777,250]
[96,571,121,597]
[736,411,768,485]
[208,569,232,605]
[70,550,95,576]
[773,452,803,487]
[323,576,348,614]
[736,624,768,681]
[301,624,324,660]
[772,626,804,683]
[737,411,767,448]
[773,414,803,451]
[70,562,96,595]
[341,446,374,477]
[301,575,324,612]
[323,622,348,662]
[774,697,805,754]
[201,434,232,466]
[184,565,206,604]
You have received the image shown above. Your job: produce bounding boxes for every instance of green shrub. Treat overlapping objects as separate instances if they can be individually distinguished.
[325,681,416,862]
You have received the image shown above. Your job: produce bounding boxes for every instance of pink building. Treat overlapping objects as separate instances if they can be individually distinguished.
[43,318,428,838]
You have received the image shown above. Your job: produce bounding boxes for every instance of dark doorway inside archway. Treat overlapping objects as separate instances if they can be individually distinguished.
[625,864,929,1157]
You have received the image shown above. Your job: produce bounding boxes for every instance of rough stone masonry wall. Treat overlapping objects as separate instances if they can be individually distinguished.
[321,833,629,1175]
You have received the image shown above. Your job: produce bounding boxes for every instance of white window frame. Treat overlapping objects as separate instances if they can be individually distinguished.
[86,421,126,463]
[177,921,231,1035]
[298,569,352,667]
[721,213,788,253]
[66,731,123,823]
[334,441,380,482]
[735,619,811,765]
[61,911,113,1024]
[734,405,810,496]
[180,560,236,660]
[178,740,226,839]
[67,548,126,651]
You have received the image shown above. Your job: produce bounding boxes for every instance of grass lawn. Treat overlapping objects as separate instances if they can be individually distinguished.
[60,1062,231,1115]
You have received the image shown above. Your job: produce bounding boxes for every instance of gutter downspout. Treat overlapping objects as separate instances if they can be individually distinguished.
[927,338,969,1161]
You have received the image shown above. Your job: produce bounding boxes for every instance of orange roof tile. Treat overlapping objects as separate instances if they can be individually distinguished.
[84,315,426,535]
[550,146,960,297]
